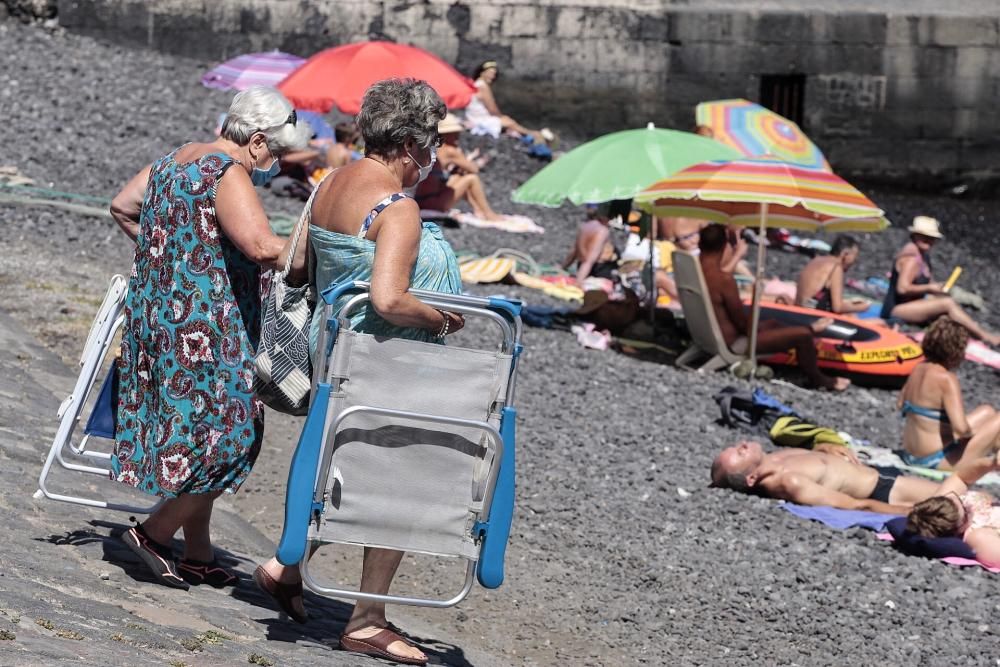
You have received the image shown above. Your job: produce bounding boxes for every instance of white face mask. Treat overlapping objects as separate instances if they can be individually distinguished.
[407,147,437,184]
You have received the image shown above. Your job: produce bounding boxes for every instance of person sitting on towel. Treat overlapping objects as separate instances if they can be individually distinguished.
[795,234,872,314]
[710,440,951,514]
[414,113,506,222]
[904,452,1000,567]
[699,223,850,391]
[898,315,1000,470]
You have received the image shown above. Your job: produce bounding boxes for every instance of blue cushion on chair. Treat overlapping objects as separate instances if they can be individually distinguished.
[885,516,976,560]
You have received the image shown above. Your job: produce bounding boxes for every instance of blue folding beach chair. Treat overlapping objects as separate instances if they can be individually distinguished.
[275,281,521,607]
[35,274,161,514]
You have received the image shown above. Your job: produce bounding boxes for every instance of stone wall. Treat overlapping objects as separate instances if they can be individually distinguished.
[55,0,1000,184]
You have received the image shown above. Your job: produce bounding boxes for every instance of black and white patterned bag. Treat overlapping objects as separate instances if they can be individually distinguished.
[254,179,324,415]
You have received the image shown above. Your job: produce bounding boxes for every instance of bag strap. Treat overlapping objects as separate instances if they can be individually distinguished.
[281,171,333,276]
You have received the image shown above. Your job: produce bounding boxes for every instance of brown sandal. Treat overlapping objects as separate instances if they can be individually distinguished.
[252,565,308,624]
[340,627,428,665]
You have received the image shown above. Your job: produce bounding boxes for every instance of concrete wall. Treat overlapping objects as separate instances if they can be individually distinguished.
[55,0,1000,184]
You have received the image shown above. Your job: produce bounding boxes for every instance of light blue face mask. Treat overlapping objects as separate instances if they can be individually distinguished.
[251,156,280,187]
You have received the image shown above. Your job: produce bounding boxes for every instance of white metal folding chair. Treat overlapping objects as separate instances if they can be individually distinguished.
[275,281,521,607]
[35,274,161,514]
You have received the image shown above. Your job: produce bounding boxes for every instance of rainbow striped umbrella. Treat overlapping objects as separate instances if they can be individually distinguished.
[201,51,305,91]
[696,99,830,172]
[636,158,889,369]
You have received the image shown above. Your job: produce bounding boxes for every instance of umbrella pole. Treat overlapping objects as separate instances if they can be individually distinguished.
[648,214,657,326]
[747,202,768,375]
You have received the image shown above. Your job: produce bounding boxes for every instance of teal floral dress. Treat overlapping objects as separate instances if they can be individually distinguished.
[111,148,264,498]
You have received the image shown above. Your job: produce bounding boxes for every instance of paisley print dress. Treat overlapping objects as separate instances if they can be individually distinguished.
[111,149,263,497]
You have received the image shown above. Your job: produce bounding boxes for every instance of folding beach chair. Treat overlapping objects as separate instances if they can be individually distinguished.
[672,250,749,372]
[35,275,160,514]
[276,281,521,607]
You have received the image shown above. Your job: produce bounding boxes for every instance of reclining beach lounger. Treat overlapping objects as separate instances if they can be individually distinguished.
[672,250,749,372]
[35,275,161,514]
[275,281,521,607]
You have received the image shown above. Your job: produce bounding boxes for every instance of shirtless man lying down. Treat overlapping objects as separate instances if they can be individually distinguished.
[709,440,945,514]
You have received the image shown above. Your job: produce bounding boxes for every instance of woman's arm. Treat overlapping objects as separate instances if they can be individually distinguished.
[896,256,943,297]
[477,83,502,116]
[369,199,464,333]
[214,165,287,271]
[941,373,972,438]
[446,147,479,175]
[110,165,152,242]
[965,527,1000,567]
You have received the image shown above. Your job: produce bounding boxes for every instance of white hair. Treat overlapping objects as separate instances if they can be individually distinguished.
[220,86,310,154]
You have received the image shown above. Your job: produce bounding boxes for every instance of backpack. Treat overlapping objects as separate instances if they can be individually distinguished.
[713,386,799,434]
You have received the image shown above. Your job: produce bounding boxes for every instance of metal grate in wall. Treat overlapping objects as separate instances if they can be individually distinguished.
[760,74,806,128]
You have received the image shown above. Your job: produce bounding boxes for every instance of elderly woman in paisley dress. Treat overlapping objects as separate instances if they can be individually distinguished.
[109,86,310,590]
[253,79,463,666]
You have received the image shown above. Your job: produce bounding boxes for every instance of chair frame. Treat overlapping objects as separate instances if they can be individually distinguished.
[35,275,162,514]
[275,281,522,608]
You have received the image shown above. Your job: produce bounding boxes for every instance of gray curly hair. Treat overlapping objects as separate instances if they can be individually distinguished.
[357,78,446,157]
[220,86,310,155]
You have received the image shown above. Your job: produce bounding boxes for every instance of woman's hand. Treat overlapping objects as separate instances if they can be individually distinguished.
[110,164,152,242]
[439,310,465,336]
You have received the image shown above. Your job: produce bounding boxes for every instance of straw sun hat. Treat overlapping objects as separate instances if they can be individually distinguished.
[438,113,464,135]
[908,215,944,239]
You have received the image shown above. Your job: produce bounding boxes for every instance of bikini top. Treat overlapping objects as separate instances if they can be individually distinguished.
[901,399,950,424]
[359,192,412,239]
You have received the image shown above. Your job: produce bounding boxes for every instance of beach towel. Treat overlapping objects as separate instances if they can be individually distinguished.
[509,272,584,302]
[459,256,517,284]
[875,533,1000,573]
[780,503,901,531]
[451,210,545,234]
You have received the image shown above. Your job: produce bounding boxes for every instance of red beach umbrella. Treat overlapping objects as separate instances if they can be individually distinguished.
[278,41,476,114]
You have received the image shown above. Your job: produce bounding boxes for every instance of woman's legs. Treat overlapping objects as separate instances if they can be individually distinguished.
[142,491,221,550]
[944,409,1000,469]
[180,491,223,561]
[342,547,426,662]
[892,297,1000,345]
[499,115,545,144]
[448,174,503,221]
[754,320,850,391]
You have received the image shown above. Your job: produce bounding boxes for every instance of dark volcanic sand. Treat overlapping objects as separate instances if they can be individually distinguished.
[2,20,999,666]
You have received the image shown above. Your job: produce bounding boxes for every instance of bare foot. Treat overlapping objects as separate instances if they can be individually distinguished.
[342,625,427,663]
[823,376,851,392]
[810,317,834,335]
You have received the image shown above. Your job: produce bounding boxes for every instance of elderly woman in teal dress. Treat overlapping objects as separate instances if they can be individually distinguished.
[109,86,310,589]
[254,79,462,666]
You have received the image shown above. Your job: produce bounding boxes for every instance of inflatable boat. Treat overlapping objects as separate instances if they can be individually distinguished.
[750,302,924,387]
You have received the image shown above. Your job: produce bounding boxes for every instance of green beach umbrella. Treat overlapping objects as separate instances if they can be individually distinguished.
[511,124,743,207]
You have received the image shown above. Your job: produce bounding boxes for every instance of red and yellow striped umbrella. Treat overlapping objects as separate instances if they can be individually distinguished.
[636,158,889,372]
[635,158,888,232]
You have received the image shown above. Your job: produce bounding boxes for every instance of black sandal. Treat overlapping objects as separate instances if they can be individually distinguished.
[178,558,239,588]
[121,519,189,590]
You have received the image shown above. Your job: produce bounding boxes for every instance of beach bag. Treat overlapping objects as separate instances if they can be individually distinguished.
[254,179,324,416]
[713,386,799,434]
[768,415,847,448]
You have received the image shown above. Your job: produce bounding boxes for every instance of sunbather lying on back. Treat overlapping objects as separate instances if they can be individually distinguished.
[710,440,946,514]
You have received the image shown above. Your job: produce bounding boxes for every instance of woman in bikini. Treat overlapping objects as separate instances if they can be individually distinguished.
[881,216,1000,345]
[905,452,1000,567]
[795,235,871,314]
[897,315,1000,469]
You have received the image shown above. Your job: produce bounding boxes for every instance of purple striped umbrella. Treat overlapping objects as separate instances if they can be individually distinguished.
[201,51,305,91]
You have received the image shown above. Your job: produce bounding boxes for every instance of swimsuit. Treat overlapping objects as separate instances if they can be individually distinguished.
[900,400,950,423]
[881,248,932,319]
[867,466,902,503]
[898,400,960,468]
